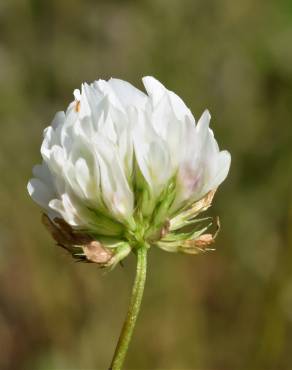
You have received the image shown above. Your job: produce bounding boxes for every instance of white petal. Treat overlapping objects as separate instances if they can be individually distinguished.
[142,76,166,105]
[73,89,81,100]
[32,163,54,189]
[108,78,147,108]
[93,79,125,112]
[143,76,193,120]
[51,111,65,129]
[93,135,134,221]
[75,158,91,199]
[41,127,54,160]
[167,90,193,120]
[27,178,54,209]
[197,110,211,135]
[49,194,90,227]
[209,150,231,189]
[77,84,92,119]
[133,110,173,197]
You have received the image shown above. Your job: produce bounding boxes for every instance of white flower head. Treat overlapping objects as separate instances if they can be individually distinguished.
[28,76,231,267]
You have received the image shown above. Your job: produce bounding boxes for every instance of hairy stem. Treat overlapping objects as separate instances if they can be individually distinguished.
[109,244,148,370]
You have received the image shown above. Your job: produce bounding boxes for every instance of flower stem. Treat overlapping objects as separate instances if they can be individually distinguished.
[109,244,148,370]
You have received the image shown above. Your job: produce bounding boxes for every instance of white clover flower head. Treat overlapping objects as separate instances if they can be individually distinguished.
[28,76,231,268]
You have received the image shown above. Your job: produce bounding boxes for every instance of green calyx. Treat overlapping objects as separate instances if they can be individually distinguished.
[43,181,219,269]
[91,187,219,264]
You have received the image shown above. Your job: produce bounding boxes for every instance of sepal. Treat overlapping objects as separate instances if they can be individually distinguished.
[155,216,220,255]
[169,189,216,231]
[42,213,131,268]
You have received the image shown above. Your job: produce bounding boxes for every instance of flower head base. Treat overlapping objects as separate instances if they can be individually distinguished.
[28,77,230,268]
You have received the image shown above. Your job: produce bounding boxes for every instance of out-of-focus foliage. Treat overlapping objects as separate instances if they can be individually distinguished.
[0,0,292,369]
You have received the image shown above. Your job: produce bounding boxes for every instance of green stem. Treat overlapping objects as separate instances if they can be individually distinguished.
[109,244,148,370]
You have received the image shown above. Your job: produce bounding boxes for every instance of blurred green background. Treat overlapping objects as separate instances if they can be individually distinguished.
[1,0,292,369]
